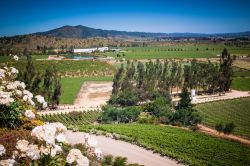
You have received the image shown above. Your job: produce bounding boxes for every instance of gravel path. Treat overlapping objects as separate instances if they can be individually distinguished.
[66,131,181,166]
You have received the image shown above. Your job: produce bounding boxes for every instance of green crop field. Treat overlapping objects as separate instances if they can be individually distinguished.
[39,111,101,126]
[14,60,115,77]
[80,123,250,166]
[60,76,113,104]
[195,97,250,138]
[102,45,250,59]
[0,57,115,77]
[232,77,250,91]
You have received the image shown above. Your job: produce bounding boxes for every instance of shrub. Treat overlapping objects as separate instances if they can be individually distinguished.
[142,97,171,118]
[137,112,156,124]
[101,105,141,123]
[224,122,236,134]
[109,89,139,107]
[0,102,24,128]
[169,108,202,126]
[215,122,236,134]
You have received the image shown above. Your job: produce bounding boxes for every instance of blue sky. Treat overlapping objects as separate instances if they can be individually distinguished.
[0,0,250,36]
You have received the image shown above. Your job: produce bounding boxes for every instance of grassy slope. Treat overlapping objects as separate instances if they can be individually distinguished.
[60,76,113,104]
[195,97,250,138]
[81,124,250,166]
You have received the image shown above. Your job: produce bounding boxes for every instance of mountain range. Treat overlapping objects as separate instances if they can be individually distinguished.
[33,25,250,39]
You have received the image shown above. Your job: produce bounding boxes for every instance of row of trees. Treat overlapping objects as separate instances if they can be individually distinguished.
[112,48,233,103]
[18,55,61,108]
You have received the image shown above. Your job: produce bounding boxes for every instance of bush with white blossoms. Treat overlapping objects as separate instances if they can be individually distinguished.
[0,57,48,128]
[66,149,89,166]
[0,57,107,166]
[0,145,6,156]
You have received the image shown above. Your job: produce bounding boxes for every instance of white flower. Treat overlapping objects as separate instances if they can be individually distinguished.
[23,90,33,98]
[0,144,6,156]
[22,95,29,101]
[19,82,26,89]
[94,148,103,159]
[87,137,98,148]
[26,144,40,160]
[24,110,35,120]
[16,140,29,152]
[27,98,35,106]
[35,95,45,103]
[10,67,18,74]
[31,123,67,145]
[12,151,19,159]
[0,90,14,106]
[13,55,19,61]
[76,156,89,166]
[56,133,67,143]
[50,144,62,157]
[43,124,57,145]
[54,122,67,133]
[0,159,16,166]
[15,90,22,97]
[0,69,5,79]
[66,149,89,166]
[40,145,50,155]
[6,83,15,90]
[31,126,44,141]
[42,102,47,108]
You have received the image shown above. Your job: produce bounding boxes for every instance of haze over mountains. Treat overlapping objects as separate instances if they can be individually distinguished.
[33,25,250,39]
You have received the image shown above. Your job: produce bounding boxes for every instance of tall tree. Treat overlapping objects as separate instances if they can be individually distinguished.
[112,64,124,95]
[177,85,192,110]
[219,48,233,92]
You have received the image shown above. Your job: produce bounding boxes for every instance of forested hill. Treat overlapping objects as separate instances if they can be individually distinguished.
[33,25,167,39]
[33,25,250,39]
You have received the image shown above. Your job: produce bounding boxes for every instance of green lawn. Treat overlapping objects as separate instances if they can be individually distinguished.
[80,124,250,166]
[102,45,250,59]
[60,76,113,104]
[232,77,250,91]
[195,97,250,138]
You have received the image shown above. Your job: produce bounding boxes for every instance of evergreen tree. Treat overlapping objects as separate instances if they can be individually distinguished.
[177,85,192,109]
[18,55,36,90]
[136,62,145,89]
[219,48,233,92]
[112,64,124,95]
[43,65,61,107]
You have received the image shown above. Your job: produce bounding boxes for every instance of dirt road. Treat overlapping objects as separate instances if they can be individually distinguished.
[66,131,181,166]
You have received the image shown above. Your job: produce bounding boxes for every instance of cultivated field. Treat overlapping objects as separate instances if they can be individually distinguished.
[102,45,250,59]
[195,97,250,138]
[11,59,116,77]
[80,124,250,166]
[39,111,101,126]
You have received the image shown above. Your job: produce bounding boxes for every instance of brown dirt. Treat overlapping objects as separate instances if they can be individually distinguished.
[198,124,250,146]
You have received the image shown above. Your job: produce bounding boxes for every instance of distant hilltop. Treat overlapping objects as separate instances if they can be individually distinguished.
[32,25,250,39]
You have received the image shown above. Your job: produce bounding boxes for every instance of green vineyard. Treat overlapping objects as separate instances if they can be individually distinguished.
[87,124,250,166]
[195,97,250,138]
[39,111,101,126]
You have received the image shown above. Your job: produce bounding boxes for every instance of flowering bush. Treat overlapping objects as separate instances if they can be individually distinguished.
[0,57,47,128]
[0,56,103,166]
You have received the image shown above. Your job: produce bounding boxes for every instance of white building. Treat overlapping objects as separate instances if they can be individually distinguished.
[73,47,108,53]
